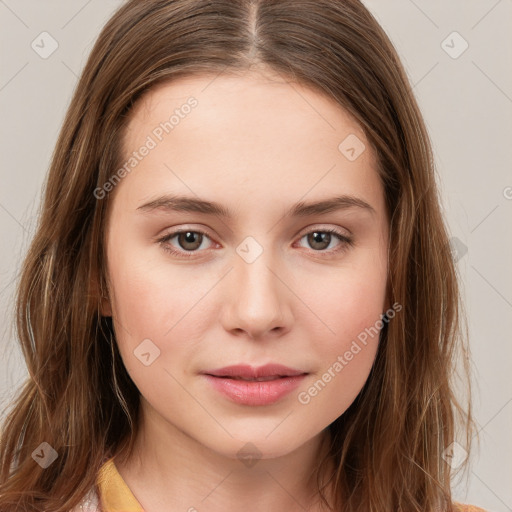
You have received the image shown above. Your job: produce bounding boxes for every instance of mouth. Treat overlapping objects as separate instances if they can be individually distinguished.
[201,364,309,406]
[202,363,307,380]
[211,375,296,382]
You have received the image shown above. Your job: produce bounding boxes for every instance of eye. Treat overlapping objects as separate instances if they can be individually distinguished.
[157,229,214,258]
[157,227,354,259]
[295,228,353,255]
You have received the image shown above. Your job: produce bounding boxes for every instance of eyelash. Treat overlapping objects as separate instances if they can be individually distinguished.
[157,227,354,259]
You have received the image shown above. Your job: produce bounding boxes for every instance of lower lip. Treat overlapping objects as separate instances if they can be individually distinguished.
[203,374,307,406]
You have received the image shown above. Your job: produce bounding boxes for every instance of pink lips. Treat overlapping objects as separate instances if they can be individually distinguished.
[202,364,308,406]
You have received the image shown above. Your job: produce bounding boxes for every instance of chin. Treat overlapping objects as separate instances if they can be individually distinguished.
[195,421,323,463]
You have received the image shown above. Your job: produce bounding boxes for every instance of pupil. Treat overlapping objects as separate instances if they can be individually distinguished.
[310,231,329,250]
[180,231,201,250]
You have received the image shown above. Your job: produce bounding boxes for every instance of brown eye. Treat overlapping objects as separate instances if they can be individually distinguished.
[307,231,333,251]
[176,231,203,251]
[297,228,353,254]
[158,229,214,258]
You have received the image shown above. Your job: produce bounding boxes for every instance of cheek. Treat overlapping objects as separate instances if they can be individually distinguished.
[295,250,387,345]
[106,246,216,371]
[313,277,383,373]
[107,231,199,331]
[293,256,386,414]
[106,258,202,407]
[109,262,172,338]
[296,293,383,422]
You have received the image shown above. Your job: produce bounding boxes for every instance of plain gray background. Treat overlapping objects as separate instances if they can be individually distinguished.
[0,1,511,510]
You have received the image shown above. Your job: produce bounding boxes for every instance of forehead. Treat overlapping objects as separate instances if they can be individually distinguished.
[115,70,384,221]
[123,69,366,156]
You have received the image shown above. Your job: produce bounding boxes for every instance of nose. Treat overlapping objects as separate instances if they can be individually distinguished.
[220,249,293,340]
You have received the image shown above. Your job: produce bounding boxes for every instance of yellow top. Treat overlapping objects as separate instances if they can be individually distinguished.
[95,457,487,512]
[96,457,143,511]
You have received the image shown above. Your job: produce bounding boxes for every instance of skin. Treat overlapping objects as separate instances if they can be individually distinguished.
[101,67,390,512]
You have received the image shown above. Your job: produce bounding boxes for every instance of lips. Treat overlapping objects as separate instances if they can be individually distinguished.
[203,363,307,380]
[201,364,308,406]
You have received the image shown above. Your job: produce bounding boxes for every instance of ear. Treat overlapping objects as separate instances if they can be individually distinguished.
[100,293,113,317]
[90,267,112,317]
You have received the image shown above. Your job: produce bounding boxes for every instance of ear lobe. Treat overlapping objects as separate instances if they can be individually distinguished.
[90,268,113,317]
[100,295,113,317]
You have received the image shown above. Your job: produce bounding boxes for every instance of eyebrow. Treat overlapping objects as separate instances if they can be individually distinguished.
[137,194,376,218]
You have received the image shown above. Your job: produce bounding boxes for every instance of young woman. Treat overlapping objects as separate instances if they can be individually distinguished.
[0,1,485,511]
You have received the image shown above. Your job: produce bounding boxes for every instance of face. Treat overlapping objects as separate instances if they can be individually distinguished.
[102,69,389,461]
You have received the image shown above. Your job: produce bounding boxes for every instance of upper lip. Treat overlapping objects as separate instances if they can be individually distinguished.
[203,364,307,379]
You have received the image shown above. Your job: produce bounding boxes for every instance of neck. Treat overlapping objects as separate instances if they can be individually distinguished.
[114,400,336,512]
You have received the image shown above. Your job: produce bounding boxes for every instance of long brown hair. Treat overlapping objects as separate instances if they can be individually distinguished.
[0,1,476,510]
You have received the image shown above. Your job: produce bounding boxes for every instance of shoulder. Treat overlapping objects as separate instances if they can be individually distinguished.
[453,502,489,512]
